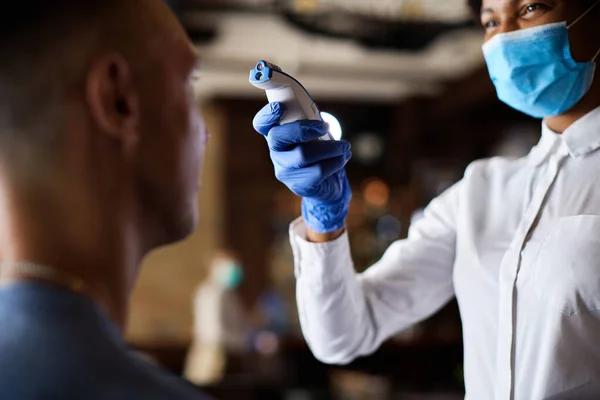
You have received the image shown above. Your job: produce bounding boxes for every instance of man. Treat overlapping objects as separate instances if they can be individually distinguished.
[0,1,210,399]
[253,0,600,399]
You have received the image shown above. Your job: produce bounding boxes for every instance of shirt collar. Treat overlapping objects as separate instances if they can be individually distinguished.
[527,124,562,167]
[527,106,600,167]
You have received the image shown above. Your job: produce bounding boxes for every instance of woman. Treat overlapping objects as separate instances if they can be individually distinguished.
[252,0,600,398]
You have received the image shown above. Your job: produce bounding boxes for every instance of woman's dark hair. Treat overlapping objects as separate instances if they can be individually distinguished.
[468,0,482,20]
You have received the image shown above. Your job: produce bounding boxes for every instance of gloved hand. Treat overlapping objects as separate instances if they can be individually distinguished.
[253,102,352,233]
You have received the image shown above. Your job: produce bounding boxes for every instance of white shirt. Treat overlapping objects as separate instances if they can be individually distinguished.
[289,106,600,400]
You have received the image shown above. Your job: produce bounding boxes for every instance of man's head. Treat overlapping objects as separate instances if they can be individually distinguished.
[471,0,600,62]
[0,1,206,253]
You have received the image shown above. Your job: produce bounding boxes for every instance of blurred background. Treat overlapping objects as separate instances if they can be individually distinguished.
[127,0,540,398]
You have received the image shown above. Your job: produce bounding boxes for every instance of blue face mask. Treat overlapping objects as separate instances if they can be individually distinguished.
[483,1,600,119]
[213,260,244,289]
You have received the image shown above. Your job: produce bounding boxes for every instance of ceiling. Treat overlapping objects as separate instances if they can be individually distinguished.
[175,0,474,23]
[176,0,487,102]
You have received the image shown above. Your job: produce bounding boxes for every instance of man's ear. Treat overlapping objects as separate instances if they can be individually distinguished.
[85,54,140,152]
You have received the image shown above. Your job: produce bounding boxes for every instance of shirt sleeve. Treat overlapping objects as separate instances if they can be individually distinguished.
[289,181,460,365]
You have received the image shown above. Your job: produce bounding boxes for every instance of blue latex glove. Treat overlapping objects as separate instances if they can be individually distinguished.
[253,102,352,233]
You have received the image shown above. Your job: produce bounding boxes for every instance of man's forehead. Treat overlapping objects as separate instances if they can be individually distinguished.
[119,0,198,76]
[190,45,201,66]
[136,1,196,61]
[151,34,198,79]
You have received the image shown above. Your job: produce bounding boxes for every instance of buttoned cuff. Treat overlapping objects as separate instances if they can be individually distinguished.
[289,217,354,287]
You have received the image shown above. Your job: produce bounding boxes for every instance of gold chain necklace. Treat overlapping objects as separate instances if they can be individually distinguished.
[0,261,88,295]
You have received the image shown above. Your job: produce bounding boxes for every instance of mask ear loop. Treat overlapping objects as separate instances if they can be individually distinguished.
[568,0,600,29]
[568,0,600,62]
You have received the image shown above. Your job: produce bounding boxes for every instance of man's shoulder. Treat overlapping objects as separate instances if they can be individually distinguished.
[0,285,212,399]
[0,339,211,400]
[114,353,212,399]
[90,358,212,400]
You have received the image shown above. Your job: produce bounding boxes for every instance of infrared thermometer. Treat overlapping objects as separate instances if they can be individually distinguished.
[249,60,333,141]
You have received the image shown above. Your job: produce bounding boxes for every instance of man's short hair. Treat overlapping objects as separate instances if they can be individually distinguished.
[0,1,125,158]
